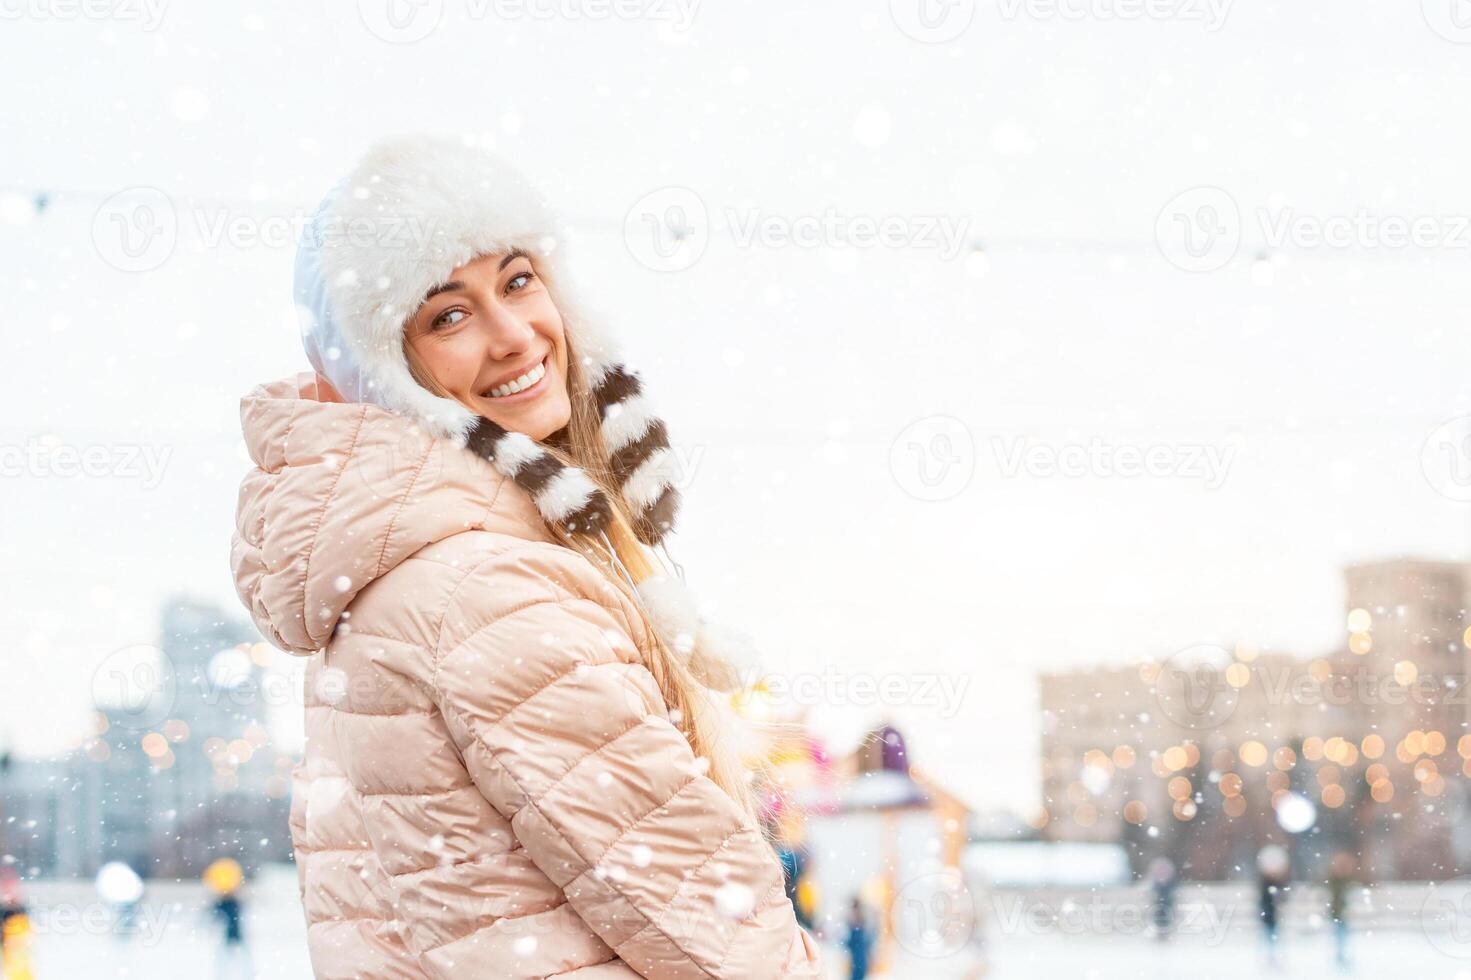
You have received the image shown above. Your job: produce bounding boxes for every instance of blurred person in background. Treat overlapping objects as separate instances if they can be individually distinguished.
[1327,851,1358,973]
[1257,845,1290,971]
[1148,856,1178,941]
[778,839,816,933]
[212,889,250,979]
[843,896,874,980]
[230,135,822,978]
[204,858,251,980]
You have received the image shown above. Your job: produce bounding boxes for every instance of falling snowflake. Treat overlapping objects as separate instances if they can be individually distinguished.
[714,882,755,919]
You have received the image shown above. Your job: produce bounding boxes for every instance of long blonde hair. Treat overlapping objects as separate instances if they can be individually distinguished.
[405,329,767,827]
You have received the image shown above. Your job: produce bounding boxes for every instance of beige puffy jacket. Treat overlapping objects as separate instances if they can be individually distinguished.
[230,372,824,978]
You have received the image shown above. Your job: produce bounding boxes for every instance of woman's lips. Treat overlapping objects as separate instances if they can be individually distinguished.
[481,355,550,405]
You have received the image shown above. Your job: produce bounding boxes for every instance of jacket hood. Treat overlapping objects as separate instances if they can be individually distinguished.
[294,133,680,545]
[230,371,553,657]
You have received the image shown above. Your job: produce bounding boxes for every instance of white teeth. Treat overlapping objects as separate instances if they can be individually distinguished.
[487,358,546,398]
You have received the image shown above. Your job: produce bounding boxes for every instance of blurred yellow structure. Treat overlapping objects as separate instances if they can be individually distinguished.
[1,911,35,980]
[204,857,244,895]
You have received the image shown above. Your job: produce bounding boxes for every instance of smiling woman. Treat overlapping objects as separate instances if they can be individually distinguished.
[403,248,573,441]
[231,134,823,978]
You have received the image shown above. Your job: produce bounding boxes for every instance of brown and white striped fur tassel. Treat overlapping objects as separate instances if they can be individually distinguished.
[465,419,613,537]
[587,360,681,546]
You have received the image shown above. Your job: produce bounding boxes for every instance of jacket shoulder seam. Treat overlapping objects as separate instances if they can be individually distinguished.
[298,405,369,650]
[371,440,435,581]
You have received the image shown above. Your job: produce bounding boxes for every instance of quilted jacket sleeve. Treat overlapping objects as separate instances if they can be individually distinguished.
[425,542,824,979]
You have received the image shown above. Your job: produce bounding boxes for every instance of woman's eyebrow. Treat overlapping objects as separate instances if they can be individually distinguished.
[423,280,463,301]
[421,251,530,302]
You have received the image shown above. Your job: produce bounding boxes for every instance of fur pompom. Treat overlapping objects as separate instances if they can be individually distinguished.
[695,619,763,687]
[635,574,703,656]
[635,575,766,693]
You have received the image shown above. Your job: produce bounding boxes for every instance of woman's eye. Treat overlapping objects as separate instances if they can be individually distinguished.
[432,308,468,331]
[507,270,535,293]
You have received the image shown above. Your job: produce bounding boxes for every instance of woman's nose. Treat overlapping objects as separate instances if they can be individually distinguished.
[476,306,537,359]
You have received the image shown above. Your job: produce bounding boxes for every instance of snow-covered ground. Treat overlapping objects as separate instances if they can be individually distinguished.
[10,868,1471,979]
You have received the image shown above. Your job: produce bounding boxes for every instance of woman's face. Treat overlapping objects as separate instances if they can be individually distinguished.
[405,250,572,440]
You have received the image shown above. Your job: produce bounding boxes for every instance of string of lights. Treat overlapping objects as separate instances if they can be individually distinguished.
[5,181,1467,266]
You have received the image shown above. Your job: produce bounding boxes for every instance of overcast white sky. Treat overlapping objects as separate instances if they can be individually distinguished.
[3,1,1471,814]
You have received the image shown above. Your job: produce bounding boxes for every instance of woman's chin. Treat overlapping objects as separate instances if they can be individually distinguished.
[476,398,571,442]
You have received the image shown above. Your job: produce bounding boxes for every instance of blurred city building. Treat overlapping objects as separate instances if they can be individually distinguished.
[1039,558,1471,881]
[0,597,294,878]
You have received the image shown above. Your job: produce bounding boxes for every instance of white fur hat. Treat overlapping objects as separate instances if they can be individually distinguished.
[294,134,680,544]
